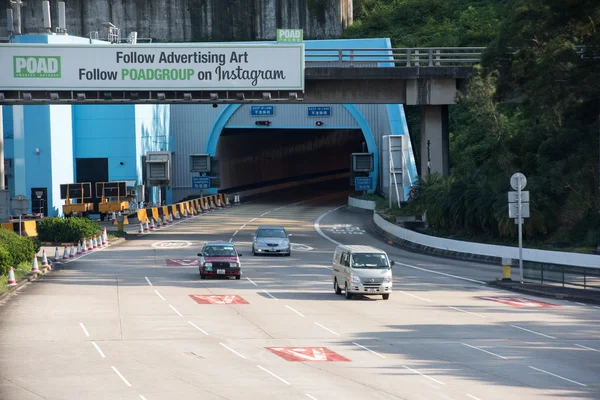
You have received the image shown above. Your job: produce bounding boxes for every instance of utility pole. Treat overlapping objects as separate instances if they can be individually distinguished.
[0,106,4,190]
[9,0,23,35]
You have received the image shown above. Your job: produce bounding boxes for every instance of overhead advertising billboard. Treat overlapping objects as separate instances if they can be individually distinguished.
[0,43,305,91]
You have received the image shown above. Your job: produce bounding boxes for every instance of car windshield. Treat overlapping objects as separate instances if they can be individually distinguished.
[351,253,389,269]
[203,246,237,257]
[256,229,286,238]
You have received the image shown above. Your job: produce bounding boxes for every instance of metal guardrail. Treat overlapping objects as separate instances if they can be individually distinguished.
[305,47,485,67]
[523,261,600,291]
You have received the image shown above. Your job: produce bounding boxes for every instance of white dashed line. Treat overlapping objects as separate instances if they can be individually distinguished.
[529,366,586,387]
[111,366,132,387]
[466,394,482,400]
[92,342,106,358]
[510,325,556,339]
[402,365,445,385]
[79,322,90,337]
[260,212,270,217]
[397,290,432,302]
[257,365,290,385]
[306,394,319,400]
[250,218,257,222]
[144,277,153,286]
[232,230,239,237]
[575,302,586,306]
[448,306,487,318]
[188,321,209,336]
[314,322,340,336]
[285,305,305,317]
[139,396,149,400]
[154,289,165,300]
[262,290,278,300]
[575,344,600,352]
[461,343,507,359]
[220,343,247,359]
[353,342,386,358]
[169,304,183,317]
[246,277,258,286]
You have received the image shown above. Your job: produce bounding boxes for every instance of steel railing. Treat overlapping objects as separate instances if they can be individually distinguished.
[523,261,600,291]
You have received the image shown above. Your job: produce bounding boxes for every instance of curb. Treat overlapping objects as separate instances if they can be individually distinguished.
[0,263,54,302]
[488,280,600,305]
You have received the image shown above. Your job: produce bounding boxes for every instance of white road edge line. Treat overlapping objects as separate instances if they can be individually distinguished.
[261,212,270,217]
[154,289,165,301]
[402,365,445,385]
[79,322,90,337]
[144,277,153,286]
[529,366,587,387]
[510,324,556,339]
[353,342,386,358]
[448,306,487,318]
[257,365,290,385]
[466,394,482,400]
[139,396,149,400]
[314,205,346,245]
[250,218,257,222]
[220,342,247,359]
[188,321,209,336]
[461,343,507,359]
[314,322,340,336]
[229,238,233,243]
[169,304,183,317]
[246,277,258,286]
[262,290,278,300]
[575,344,600,352]
[395,261,486,285]
[285,305,305,317]
[593,306,600,309]
[232,230,239,236]
[92,342,106,358]
[111,366,133,387]
[306,394,319,400]
[575,302,586,306]
[397,290,432,302]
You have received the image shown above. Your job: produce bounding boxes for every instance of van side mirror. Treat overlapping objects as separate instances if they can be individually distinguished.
[390,260,395,266]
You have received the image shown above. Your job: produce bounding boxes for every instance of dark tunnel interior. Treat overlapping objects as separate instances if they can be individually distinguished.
[216,128,366,190]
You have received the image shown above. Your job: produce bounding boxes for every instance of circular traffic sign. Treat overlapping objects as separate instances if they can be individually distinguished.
[510,173,527,190]
[11,194,29,214]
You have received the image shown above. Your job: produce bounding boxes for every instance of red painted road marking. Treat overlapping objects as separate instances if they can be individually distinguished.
[266,347,351,362]
[189,294,249,305]
[166,259,200,266]
[477,296,560,307]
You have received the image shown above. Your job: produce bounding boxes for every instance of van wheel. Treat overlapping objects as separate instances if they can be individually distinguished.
[200,274,206,280]
[334,279,342,295]
[344,283,352,300]
[382,294,390,300]
[235,275,241,280]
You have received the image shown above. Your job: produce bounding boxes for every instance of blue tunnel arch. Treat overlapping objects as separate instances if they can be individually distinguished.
[204,104,378,194]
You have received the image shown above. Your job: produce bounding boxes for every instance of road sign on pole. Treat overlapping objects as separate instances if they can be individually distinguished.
[354,177,372,191]
[192,176,210,190]
[508,173,528,283]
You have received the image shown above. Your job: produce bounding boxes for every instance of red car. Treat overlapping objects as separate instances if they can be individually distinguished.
[198,242,242,280]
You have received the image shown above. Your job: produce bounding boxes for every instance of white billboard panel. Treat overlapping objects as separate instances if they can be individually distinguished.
[0,43,305,91]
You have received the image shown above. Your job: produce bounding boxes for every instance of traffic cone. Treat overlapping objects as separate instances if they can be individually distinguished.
[97,236,103,249]
[54,247,60,262]
[144,220,150,232]
[210,200,216,210]
[162,215,168,226]
[77,240,82,255]
[234,194,240,205]
[89,236,94,250]
[94,235,99,249]
[138,222,144,234]
[102,228,108,245]
[62,246,69,260]
[82,238,88,253]
[69,244,75,258]
[111,211,117,222]
[30,257,40,274]
[150,219,156,231]
[41,249,48,266]
[183,209,188,218]
[7,266,17,286]
[217,198,223,208]
[169,214,174,223]
[225,196,231,206]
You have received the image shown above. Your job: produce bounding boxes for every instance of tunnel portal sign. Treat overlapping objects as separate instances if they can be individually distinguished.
[192,176,210,189]
[308,106,331,117]
[0,43,304,91]
[251,105,274,116]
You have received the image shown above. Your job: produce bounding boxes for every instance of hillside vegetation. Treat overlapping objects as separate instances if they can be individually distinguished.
[345,0,600,251]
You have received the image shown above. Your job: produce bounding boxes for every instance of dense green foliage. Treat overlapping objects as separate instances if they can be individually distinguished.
[346,0,600,248]
[37,217,101,243]
[0,228,37,276]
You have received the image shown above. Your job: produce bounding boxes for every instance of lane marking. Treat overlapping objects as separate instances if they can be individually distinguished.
[145,277,153,286]
[448,306,487,318]
[92,342,106,358]
[154,289,165,301]
[397,290,432,302]
[395,261,486,285]
[575,302,586,306]
[229,238,233,243]
[220,342,247,359]
[262,290,278,300]
[169,304,183,317]
[510,325,556,339]
[232,230,239,237]
[188,321,209,336]
[314,322,340,336]
[306,394,319,400]
[575,344,600,352]
[285,305,305,317]
[257,365,290,385]
[246,277,258,286]
[111,366,133,387]
[529,366,587,387]
[353,342,386,358]
[461,343,507,359]
[466,395,482,400]
[139,396,149,400]
[402,365,445,385]
[240,224,248,230]
[79,322,90,337]
[250,218,257,222]
[593,306,600,309]
[260,212,270,217]
[314,206,345,245]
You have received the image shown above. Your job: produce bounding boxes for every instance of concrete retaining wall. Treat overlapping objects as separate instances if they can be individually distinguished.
[348,196,376,210]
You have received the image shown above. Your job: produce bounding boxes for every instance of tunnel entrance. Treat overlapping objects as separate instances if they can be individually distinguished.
[216,128,365,191]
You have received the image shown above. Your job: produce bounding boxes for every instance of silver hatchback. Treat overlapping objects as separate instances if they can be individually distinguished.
[252,225,292,256]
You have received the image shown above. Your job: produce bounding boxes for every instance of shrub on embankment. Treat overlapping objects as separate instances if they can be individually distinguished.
[0,228,37,276]
[37,217,101,244]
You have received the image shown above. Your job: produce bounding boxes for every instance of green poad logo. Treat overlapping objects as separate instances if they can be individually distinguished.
[276,29,303,43]
[13,56,62,78]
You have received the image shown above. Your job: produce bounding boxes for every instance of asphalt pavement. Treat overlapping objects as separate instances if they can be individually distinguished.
[0,184,598,400]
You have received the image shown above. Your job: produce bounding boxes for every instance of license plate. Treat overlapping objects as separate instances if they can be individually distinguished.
[217,269,225,274]
[367,288,376,292]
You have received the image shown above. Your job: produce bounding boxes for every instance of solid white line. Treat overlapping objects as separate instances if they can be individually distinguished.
[228,238,233,243]
[529,366,587,387]
[511,324,556,339]
[466,394,482,400]
[188,321,209,335]
[92,341,106,358]
[260,212,270,217]
[575,344,600,352]
[593,306,600,309]
[154,289,165,301]
[285,305,305,317]
[448,306,487,318]
[313,206,345,245]
[169,304,183,317]
[220,342,247,359]
[232,230,239,236]
[240,224,247,230]
[111,366,132,387]
[306,394,319,400]
[257,365,290,385]
[79,322,90,337]
[461,343,507,359]
[575,302,586,306]
[353,342,386,358]
[246,277,258,286]
[402,365,445,385]
[139,396,149,400]
[144,277,153,286]
[395,261,486,285]
[397,290,432,302]
[262,290,278,300]
[250,218,256,222]
[314,322,340,336]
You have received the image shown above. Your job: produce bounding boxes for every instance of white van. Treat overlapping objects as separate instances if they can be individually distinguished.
[332,245,394,300]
